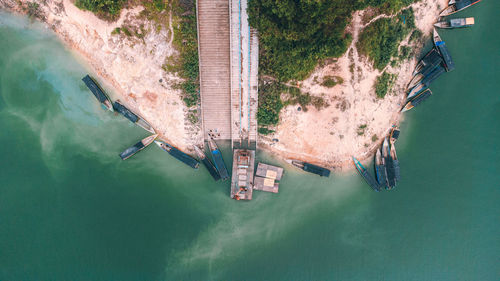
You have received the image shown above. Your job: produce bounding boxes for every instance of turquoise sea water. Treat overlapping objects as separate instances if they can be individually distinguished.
[0,2,499,280]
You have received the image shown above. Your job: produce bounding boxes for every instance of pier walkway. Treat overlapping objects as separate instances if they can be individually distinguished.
[197,0,232,140]
[197,0,258,148]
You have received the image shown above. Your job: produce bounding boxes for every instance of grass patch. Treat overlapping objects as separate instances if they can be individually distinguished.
[357,8,415,70]
[357,124,367,136]
[321,76,344,88]
[258,127,275,135]
[75,0,127,20]
[375,71,397,98]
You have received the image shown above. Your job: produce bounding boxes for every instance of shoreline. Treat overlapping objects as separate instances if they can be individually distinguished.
[0,0,446,171]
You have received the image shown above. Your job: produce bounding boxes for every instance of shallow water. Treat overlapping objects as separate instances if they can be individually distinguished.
[0,3,499,280]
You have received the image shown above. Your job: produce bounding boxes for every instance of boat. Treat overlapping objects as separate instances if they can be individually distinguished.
[113,100,155,134]
[230,149,255,200]
[390,141,400,183]
[390,126,400,143]
[155,140,199,169]
[407,66,445,100]
[412,48,442,76]
[82,75,113,111]
[287,159,330,177]
[408,53,443,89]
[193,145,220,180]
[382,137,396,189]
[433,28,455,71]
[208,137,229,180]
[434,17,474,29]
[374,149,388,189]
[439,0,482,17]
[119,134,158,160]
[352,157,380,192]
[401,89,433,112]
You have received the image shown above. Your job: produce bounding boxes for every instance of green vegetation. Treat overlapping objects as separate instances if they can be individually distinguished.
[357,8,415,70]
[75,0,127,20]
[248,0,416,82]
[25,2,41,19]
[258,127,275,135]
[357,124,368,136]
[399,45,412,61]
[321,76,344,88]
[371,134,378,142]
[374,71,397,98]
[257,80,327,127]
[409,29,423,43]
[155,0,199,107]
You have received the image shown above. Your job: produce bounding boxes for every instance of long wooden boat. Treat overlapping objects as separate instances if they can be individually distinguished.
[286,159,331,177]
[390,141,400,183]
[193,145,220,180]
[119,134,158,160]
[113,100,155,134]
[353,157,380,192]
[434,17,474,29]
[383,137,396,189]
[82,75,113,112]
[401,89,433,112]
[433,28,455,71]
[374,149,388,189]
[439,0,481,17]
[155,140,199,169]
[412,48,441,76]
[208,138,229,180]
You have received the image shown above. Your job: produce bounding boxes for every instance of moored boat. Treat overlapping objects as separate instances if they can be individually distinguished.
[208,138,229,180]
[401,89,433,112]
[375,149,388,189]
[434,17,474,29]
[412,48,442,76]
[193,145,221,180]
[353,157,380,192]
[433,28,455,71]
[287,159,330,177]
[82,75,113,111]
[383,137,396,189]
[155,140,199,169]
[390,141,400,183]
[113,100,155,134]
[439,0,482,17]
[119,134,158,160]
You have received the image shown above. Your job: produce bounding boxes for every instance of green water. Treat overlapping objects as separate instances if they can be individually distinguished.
[0,2,499,280]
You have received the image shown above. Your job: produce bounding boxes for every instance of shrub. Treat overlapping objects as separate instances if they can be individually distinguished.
[321,76,343,88]
[75,0,127,19]
[258,127,275,135]
[375,71,396,98]
[357,8,415,70]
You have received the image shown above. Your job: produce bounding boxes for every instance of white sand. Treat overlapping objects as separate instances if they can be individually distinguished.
[260,0,448,170]
[0,0,201,151]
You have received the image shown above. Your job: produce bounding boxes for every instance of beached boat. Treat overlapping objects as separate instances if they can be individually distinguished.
[193,145,220,180]
[208,138,229,180]
[433,28,455,71]
[382,137,396,189]
[412,48,442,76]
[439,0,481,17]
[408,53,443,89]
[434,17,474,29]
[401,89,433,112]
[155,140,199,169]
[287,159,331,177]
[375,149,388,189]
[82,75,113,111]
[113,100,155,134]
[119,134,157,160]
[352,157,380,192]
[390,126,400,143]
[407,66,444,100]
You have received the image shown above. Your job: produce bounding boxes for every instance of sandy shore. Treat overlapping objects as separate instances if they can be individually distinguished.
[260,0,448,171]
[1,0,446,169]
[0,0,201,151]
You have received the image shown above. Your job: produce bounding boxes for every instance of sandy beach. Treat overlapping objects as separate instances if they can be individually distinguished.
[0,0,447,169]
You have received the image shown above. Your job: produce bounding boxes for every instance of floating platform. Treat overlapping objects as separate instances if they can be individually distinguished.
[253,163,284,193]
[230,149,255,200]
